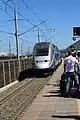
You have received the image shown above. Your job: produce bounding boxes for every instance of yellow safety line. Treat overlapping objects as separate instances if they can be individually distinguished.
[77,99,80,115]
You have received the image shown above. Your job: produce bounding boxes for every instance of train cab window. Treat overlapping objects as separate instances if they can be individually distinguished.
[34,48,48,56]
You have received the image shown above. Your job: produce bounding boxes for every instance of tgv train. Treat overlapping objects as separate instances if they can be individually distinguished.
[32,42,61,72]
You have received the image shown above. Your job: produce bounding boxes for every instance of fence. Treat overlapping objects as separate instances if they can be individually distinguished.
[0,58,32,88]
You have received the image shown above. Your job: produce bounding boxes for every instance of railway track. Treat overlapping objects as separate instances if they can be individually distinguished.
[0,78,35,103]
[0,74,52,120]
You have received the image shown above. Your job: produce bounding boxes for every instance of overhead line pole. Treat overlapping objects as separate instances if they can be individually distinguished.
[5,0,19,59]
[38,27,40,42]
[9,37,11,57]
[14,2,19,59]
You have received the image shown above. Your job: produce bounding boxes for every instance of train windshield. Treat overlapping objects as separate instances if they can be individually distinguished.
[34,48,48,56]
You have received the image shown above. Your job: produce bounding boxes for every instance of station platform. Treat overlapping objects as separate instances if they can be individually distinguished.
[21,62,80,120]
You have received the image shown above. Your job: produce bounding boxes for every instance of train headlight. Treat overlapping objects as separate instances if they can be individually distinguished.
[45,60,48,62]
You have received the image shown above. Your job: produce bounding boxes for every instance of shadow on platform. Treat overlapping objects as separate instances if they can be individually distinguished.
[43,94,60,97]
[48,89,60,94]
[51,114,80,120]
[46,82,60,87]
[43,89,79,98]
[43,89,60,97]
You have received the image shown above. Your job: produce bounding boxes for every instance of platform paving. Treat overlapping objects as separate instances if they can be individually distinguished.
[21,62,80,120]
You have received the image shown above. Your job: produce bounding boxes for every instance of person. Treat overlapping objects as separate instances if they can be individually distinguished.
[76,51,80,72]
[76,51,80,83]
[69,45,75,51]
[64,49,79,93]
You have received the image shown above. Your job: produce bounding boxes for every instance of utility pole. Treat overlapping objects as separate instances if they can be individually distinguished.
[9,37,11,57]
[5,0,19,59]
[28,46,29,54]
[21,43,23,55]
[38,27,40,42]
[14,3,19,59]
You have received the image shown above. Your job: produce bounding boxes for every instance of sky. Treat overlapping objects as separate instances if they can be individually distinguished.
[0,0,80,54]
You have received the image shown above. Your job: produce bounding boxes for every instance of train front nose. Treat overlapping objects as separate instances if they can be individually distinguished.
[35,60,50,69]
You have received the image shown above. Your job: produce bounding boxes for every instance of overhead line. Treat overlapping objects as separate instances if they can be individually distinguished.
[1,0,48,38]
[0,19,26,22]
[0,19,14,22]
[1,0,53,40]
[0,7,13,18]
[0,30,14,35]
[46,36,54,41]
[21,0,42,21]
[19,20,47,36]
[0,7,4,11]
[1,0,36,26]
[20,0,52,36]
[0,21,47,36]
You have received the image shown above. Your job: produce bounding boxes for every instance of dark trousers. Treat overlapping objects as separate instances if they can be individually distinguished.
[61,72,79,92]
